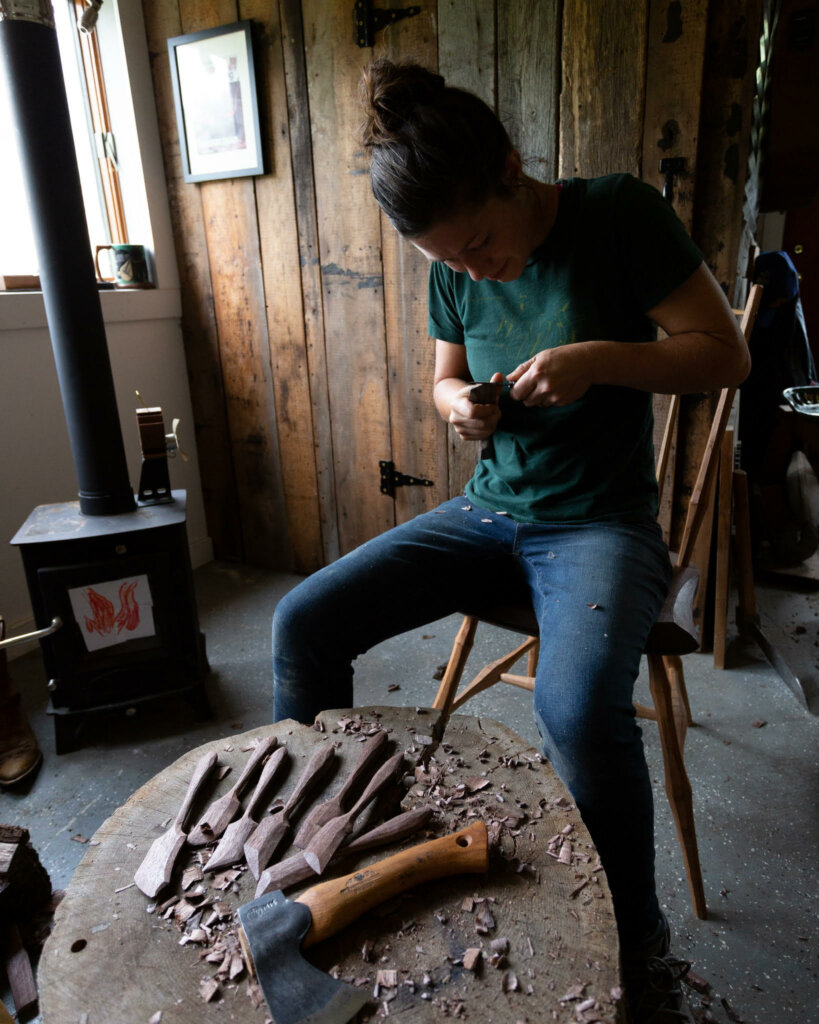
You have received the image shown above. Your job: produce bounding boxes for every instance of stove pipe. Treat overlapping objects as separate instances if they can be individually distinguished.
[0,1,135,516]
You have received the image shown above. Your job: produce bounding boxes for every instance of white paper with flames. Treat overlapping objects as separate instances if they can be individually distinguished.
[68,575,156,652]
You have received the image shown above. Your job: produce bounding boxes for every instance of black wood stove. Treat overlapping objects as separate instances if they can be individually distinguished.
[11,493,209,754]
[1,4,209,751]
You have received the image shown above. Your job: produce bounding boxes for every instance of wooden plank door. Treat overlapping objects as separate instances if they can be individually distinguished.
[438,0,496,498]
[301,0,394,555]
[377,1,450,525]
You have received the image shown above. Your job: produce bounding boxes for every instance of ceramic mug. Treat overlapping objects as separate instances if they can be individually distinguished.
[95,243,150,287]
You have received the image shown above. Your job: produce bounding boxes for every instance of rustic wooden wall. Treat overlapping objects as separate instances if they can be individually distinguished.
[142,0,761,574]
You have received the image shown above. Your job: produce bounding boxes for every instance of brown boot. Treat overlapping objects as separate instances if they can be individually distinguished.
[0,618,42,785]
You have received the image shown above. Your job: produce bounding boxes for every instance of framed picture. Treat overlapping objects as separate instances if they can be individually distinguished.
[167,21,264,183]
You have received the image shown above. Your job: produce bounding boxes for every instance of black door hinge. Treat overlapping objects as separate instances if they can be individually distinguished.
[354,0,421,48]
[379,460,434,498]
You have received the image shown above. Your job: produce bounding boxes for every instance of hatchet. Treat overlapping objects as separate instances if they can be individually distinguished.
[237,820,488,1024]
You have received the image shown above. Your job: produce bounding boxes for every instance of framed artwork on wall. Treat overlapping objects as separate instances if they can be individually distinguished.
[167,20,263,184]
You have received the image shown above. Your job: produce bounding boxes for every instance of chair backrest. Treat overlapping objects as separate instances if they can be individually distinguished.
[644,283,763,655]
[674,284,762,570]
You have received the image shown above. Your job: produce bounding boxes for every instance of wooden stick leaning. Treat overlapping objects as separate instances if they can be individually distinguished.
[205,747,288,873]
[243,743,335,878]
[187,735,278,846]
[134,750,217,898]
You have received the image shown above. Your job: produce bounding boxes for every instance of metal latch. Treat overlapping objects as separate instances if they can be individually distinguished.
[354,0,421,47]
[659,157,686,205]
[379,460,434,498]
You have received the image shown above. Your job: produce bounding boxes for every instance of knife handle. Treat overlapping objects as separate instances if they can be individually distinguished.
[176,751,218,830]
[245,746,288,819]
[284,743,335,815]
[298,821,488,948]
[231,735,278,799]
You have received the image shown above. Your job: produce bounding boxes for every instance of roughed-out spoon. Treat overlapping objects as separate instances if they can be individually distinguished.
[243,743,335,878]
[254,804,434,897]
[205,746,288,873]
[134,750,217,898]
[187,735,277,846]
[302,750,406,875]
[293,729,388,848]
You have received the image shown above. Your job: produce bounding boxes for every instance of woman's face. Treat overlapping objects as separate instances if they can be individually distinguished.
[410,187,546,284]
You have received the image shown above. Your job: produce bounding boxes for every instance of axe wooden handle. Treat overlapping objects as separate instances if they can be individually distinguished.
[298,820,488,948]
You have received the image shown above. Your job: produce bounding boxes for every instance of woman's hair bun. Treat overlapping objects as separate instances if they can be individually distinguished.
[360,58,444,148]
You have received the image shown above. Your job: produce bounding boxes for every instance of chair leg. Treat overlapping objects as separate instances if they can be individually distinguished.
[526,639,539,677]
[647,653,707,920]
[664,654,693,746]
[449,635,539,713]
[432,616,478,721]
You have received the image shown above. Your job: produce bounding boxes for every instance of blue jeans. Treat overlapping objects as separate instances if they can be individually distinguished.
[272,497,672,948]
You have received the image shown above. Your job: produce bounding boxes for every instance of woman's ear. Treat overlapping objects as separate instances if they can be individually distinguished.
[503,149,523,186]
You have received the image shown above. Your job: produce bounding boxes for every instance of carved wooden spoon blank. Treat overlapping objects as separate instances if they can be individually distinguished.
[205,746,288,873]
[187,735,277,846]
[134,750,217,898]
[243,742,335,879]
[302,750,406,875]
[293,729,389,848]
[254,804,434,897]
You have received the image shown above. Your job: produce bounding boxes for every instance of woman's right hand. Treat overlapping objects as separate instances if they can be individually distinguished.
[448,373,504,441]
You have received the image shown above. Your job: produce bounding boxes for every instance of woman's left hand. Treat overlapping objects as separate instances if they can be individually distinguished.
[506,344,593,407]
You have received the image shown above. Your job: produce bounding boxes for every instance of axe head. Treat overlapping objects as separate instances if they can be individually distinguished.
[237,890,368,1024]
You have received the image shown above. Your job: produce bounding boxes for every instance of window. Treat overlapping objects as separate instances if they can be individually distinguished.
[0,0,128,277]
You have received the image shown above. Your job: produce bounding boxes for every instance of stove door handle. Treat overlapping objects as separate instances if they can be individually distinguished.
[0,616,62,650]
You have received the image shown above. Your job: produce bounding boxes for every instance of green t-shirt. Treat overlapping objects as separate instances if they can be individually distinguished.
[427,174,703,524]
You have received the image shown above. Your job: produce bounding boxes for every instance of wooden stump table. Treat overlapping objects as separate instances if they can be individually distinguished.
[39,707,624,1023]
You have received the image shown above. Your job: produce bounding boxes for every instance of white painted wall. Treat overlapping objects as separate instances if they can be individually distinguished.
[0,2,211,653]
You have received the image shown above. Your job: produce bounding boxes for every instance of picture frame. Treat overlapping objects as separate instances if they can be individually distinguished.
[167,20,264,184]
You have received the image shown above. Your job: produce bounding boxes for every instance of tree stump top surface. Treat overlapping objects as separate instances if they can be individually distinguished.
[39,707,623,1024]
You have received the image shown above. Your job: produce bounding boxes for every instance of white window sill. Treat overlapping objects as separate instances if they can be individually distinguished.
[0,286,182,331]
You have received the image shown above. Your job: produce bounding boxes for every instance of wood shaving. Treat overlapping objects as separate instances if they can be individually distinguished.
[199,978,220,1002]
[148,1013,162,1024]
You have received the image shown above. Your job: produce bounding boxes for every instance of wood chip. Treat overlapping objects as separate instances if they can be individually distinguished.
[199,978,220,1002]
[376,969,398,988]
[475,904,496,933]
[71,834,90,844]
[462,948,482,972]
[501,970,519,992]
[752,720,767,728]
[148,1013,162,1024]
[464,777,490,792]
[387,684,401,692]
[461,896,475,912]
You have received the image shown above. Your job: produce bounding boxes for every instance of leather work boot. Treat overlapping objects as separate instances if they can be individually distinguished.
[622,913,695,1023]
[0,619,43,786]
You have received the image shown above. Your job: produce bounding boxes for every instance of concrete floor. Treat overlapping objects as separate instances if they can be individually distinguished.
[2,560,817,1023]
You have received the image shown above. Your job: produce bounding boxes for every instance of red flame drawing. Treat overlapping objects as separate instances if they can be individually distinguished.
[84,581,141,636]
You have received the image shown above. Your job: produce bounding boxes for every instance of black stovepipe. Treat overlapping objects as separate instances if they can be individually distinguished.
[0,4,135,516]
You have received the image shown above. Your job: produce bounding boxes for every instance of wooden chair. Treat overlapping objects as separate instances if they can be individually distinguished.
[432,284,762,921]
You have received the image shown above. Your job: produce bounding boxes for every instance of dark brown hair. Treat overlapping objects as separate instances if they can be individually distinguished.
[360,59,514,237]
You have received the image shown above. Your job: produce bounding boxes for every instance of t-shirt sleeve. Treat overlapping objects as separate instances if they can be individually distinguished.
[427,261,465,344]
[613,175,703,312]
